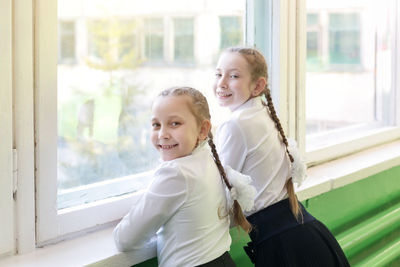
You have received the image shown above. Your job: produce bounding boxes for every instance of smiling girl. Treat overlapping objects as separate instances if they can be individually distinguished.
[113,87,255,267]
[213,47,349,267]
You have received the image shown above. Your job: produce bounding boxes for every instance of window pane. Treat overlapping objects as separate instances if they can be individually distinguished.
[329,13,360,64]
[57,0,246,209]
[306,1,396,150]
[144,18,164,61]
[220,16,243,50]
[174,18,194,62]
[59,21,76,62]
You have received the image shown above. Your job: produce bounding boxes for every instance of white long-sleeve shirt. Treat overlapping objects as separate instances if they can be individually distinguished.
[215,96,290,216]
[113,144,231,267]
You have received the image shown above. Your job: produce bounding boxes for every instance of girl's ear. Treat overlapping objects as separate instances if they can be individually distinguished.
[198,119,211,141]
[251,77,267,97]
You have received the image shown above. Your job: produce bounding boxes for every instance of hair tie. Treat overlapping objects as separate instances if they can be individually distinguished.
[230,187,238,201]
[225,166,256,212]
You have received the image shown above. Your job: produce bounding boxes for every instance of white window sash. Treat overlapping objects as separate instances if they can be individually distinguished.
[35,0,253,245]
[295,0,400,164]
[14,0,36,254]
[35,0,143,244]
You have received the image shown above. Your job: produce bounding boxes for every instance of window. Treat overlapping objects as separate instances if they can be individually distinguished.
[35,0,246,244]
[304,1,400,161]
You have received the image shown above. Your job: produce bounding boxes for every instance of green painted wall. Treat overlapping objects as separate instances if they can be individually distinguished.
[304,166,400,235]
[133,165,400,266]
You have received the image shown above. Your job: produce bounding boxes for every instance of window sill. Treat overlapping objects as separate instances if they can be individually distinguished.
[1,140,399,267]
[297,139,400,200]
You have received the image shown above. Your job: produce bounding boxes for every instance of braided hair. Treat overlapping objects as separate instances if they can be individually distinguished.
[157,86,252,233]
[224,47,302,221]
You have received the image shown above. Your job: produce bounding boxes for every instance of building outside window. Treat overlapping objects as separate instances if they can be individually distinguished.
[59,21,76,63]
[173,18,194,63]
[329,13,361,65]
[144,18,164,62]
[219,16,243,50]
[306,13,321,68]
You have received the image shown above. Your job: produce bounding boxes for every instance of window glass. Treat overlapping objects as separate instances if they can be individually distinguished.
[306,0,396,150]
[59,21,76,63]
[174,18,194,62]
[57,0,246,209]
[144,18,164,62]
[329,13,360,65]
[220,16,243,50]
[306,14,320,67]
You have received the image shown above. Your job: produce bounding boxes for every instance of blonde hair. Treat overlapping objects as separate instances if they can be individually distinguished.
[157,86,252,233]
[223,47,302,221]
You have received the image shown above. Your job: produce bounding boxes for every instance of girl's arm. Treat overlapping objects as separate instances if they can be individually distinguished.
[215,120,247,172]
[113,164,187,252]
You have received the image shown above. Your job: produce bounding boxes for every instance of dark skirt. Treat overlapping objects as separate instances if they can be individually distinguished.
[244,199,350,267]
[196,251,236,267]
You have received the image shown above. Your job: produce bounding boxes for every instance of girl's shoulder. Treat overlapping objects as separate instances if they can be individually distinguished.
[150,161,189,194]
[154,160,184,181]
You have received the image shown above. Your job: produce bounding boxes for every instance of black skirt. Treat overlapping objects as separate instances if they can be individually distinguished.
[244,199,350,267]
[195,251,236,267]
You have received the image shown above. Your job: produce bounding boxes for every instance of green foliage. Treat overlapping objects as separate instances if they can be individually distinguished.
[86,17,141,71]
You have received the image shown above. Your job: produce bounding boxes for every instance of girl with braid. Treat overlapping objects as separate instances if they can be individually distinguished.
[114,86,256,267]
[213,47,349,266]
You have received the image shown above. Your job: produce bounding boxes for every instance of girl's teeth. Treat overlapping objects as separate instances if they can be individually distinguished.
[218,92,231,97]
[161,144,176,149]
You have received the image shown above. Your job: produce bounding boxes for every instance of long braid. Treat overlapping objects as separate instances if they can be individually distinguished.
[208,132,252,233]
[263,88,302,221]
[226,47,302,221]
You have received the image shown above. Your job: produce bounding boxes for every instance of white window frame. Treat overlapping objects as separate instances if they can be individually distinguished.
[35,0,148,245]
[0,0,14,257]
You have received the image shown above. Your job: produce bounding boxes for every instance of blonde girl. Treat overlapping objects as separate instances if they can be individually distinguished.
[213,47,349,266]
[114,87,255,267]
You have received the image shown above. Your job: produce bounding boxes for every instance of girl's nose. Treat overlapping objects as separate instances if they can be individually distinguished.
[218,75,228,89]
[158,127,170,139]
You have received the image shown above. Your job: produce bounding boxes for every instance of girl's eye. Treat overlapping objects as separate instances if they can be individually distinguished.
[231,74,239,78]
[171,122,181,127]
[215,73,222,78]
[152,122,160,128]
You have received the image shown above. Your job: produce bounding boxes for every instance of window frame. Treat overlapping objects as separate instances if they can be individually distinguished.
[0,0,14,256]
[35,0,250,246]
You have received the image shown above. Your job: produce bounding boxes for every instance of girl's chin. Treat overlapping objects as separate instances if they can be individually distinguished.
[217,99,232,107]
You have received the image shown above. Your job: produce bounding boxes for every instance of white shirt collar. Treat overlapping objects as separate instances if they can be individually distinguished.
[232,96,264,114]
